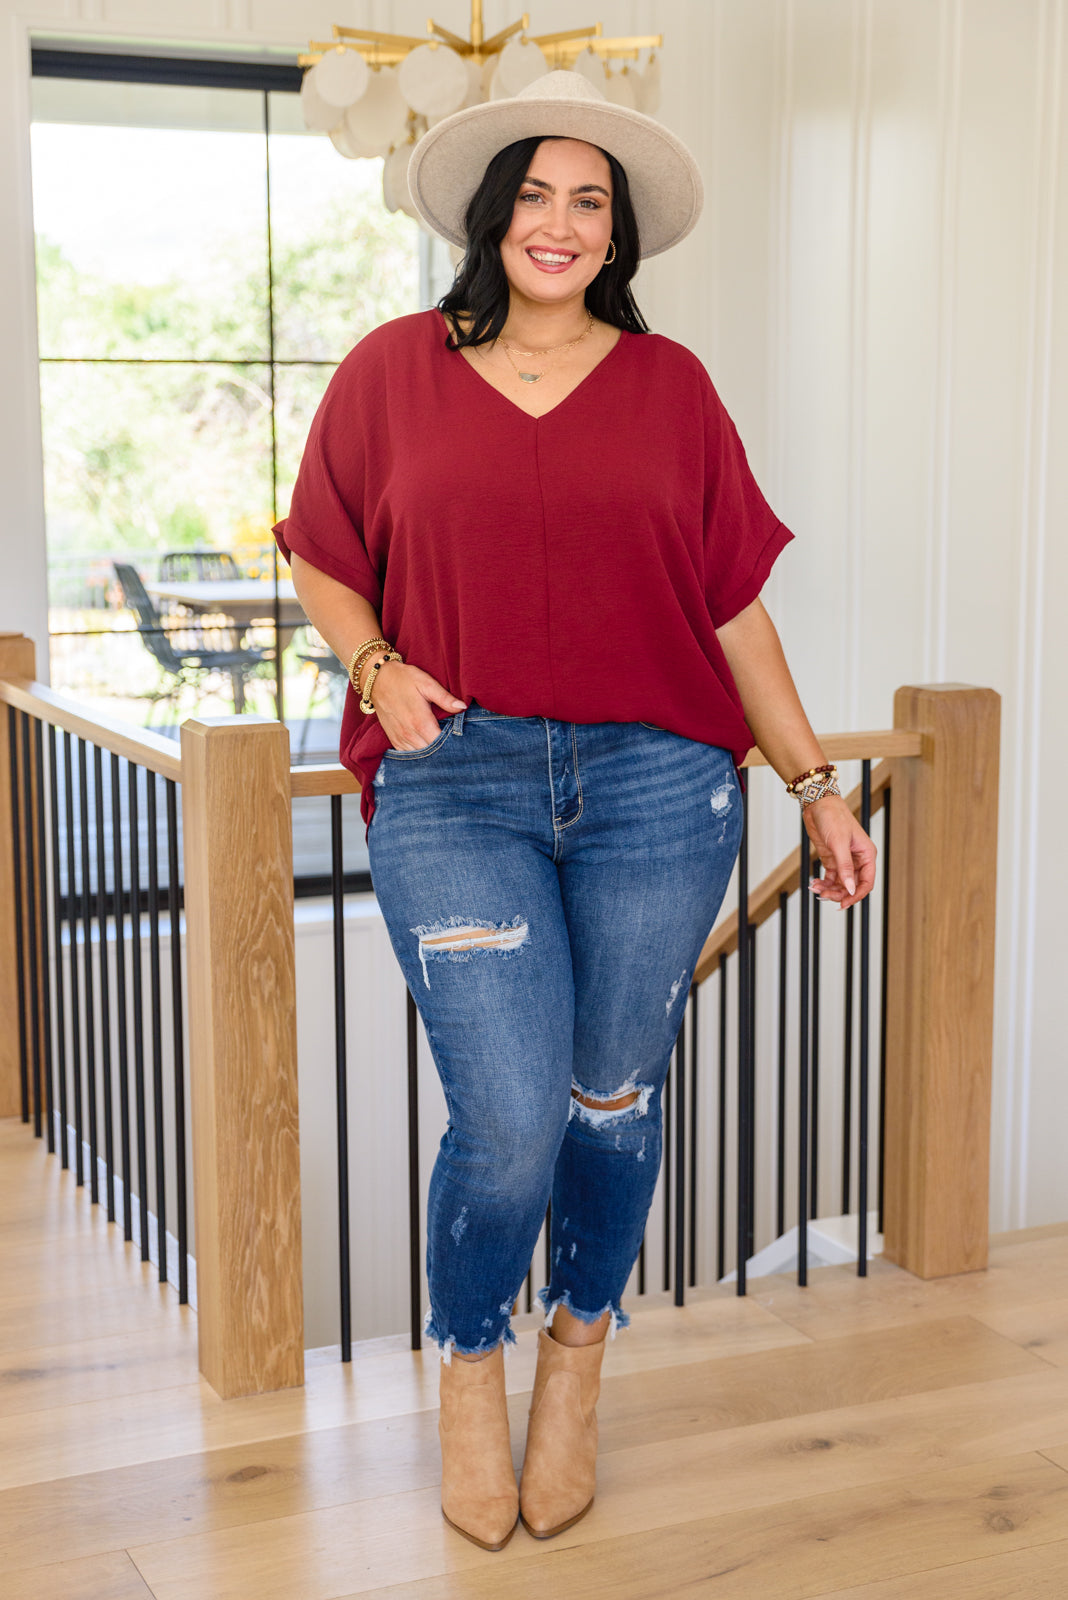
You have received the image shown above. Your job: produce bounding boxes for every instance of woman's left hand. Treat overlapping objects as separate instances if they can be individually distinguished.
[802,795,877,909]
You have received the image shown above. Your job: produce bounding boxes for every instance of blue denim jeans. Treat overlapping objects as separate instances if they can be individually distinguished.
[367,705,743,1358]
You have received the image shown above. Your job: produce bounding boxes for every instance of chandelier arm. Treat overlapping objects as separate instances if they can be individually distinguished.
[478,17,530,55]
[526,24,602,48]
[426,20,474,53]
[333,25,435,50]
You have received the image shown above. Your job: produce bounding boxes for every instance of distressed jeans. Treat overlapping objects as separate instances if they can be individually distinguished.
[367,704,743,1358]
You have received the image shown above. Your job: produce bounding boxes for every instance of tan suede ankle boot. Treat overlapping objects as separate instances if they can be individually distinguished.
[519,1327,606,1538]
[438,1343,519,1551]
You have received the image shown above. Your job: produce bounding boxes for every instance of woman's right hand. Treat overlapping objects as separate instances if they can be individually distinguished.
[367,660,467,751]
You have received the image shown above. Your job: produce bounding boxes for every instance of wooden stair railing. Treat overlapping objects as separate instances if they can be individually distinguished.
[1,630,1000,1392]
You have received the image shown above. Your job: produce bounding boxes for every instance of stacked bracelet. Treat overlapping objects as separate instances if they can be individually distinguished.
[347,636,390,692]
[786,763,841,810]
[359,650,403,714]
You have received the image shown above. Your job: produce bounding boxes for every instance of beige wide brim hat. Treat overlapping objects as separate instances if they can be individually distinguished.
[407,69,703,259]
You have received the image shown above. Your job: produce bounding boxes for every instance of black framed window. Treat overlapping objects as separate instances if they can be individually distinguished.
[30,50,420,890]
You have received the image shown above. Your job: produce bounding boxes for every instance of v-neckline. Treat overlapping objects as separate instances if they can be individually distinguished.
[435,309,627,422]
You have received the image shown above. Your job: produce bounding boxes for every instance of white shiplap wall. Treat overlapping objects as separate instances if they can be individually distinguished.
[1,3,1065,1340]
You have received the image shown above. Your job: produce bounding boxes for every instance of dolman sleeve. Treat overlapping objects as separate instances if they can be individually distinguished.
[272,355,383,612]
[700,373,793,628]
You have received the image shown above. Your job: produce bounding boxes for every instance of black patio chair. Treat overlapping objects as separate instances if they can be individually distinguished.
[159,549,242,582]
[295,635,350,758]
[114,563,267,719]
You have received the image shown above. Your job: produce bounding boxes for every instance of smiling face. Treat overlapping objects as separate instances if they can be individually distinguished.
[498,138,615,312]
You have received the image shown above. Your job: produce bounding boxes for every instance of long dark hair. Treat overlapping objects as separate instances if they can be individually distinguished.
[438,135,649,348]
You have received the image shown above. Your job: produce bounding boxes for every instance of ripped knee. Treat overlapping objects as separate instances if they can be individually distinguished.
[569,1077,653,1128]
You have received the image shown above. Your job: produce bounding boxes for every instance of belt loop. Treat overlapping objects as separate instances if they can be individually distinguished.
[452,704,467,735]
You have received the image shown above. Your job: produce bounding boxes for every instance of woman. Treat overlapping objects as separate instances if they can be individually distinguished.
[276,72,876,1552]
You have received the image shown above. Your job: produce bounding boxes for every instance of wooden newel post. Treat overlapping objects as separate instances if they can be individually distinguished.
[0,633,38,1120]
[882,684,1000,1279]
[181,716,304,1398]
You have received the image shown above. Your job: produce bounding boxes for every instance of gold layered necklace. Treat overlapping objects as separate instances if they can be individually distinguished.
[497,312,595,384]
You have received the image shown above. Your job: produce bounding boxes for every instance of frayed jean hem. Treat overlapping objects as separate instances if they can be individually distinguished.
[423,1305,518,1365]
[537,1287,630,1338]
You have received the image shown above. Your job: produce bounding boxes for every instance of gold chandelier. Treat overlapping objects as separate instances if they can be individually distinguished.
[299,2,664,220]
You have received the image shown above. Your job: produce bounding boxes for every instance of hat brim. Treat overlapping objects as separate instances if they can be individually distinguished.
[407,93,703,259]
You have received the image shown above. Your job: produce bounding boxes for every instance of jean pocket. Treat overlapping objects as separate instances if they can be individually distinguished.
[638,721,667,732]
[381,718,455,760]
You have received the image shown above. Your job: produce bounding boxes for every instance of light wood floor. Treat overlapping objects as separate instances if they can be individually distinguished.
[3,1116,1068,1599]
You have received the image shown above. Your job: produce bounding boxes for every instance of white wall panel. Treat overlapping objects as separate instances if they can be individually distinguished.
[858,0,943,723]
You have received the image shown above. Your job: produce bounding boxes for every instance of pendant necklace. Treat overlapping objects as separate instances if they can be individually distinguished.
[498,312,595,384]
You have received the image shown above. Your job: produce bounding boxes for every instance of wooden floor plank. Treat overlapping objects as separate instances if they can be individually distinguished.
[6,1548,155,1600]
[971,1299,1068,1370]
[0,1320,199,1418]
[348,1452,1068,1600]
[807,1536,1068,1598]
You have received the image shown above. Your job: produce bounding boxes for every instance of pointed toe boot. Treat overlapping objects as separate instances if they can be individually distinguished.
[438,1343,519,1551]
[519,1327,606,1539]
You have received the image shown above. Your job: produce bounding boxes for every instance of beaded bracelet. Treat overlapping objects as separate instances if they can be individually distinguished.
[347,636,390,692]
[786,761,836,793]
[359,650,403,715]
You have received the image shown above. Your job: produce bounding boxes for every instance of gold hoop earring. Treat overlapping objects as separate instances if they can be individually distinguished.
[604,240,617,266]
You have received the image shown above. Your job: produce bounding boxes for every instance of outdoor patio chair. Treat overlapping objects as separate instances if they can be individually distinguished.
[159,549,242,582]
[114,562,267,719]
[295,635,349,758]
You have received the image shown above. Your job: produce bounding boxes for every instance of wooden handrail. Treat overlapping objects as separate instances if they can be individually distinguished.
[0,677,181,782]
[290,764,361,797]
[692,761,892,981]
[287,732,922,796]
[742,731,921,766]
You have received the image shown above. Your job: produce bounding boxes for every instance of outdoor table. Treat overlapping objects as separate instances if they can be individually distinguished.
[146,577,309,722]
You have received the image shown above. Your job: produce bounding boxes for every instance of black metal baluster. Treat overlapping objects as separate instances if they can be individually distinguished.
[20,713,42,1137]
[747,923,757,1263]
[93,747,114,1220]
[878,787,891,1234]
[525,1267,533,1314]
[688,985,699,1288]
[776,891,788,1238]
[716,952,727,1282]
[736,784,751,1295]
[841,905,855,1215]
[858,762,872,1276]
[128,763,149,1259]
[78,740,98,1204]
[166,779,188,1304]
[673,1012,686,1306]
[146,771,167,1283]
[406,990,422,1356]
[35,721,54,1153]
[48,728,67,1166]
[8,710,28,1124]
[662,1056,672,1291]
[810,863,822,1220]
[111,756,132,1241]
[330,796,353,1359]
[798,824,812,1287]
[64,733,83,1187]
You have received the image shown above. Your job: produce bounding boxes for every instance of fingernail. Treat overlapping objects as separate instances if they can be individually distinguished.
[845,877,856,896]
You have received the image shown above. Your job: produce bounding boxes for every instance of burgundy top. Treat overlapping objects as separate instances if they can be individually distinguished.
[275,309,793,824]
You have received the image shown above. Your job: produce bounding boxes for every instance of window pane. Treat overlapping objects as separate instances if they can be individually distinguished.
[31,82,269,361]
[267,93,420,362]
